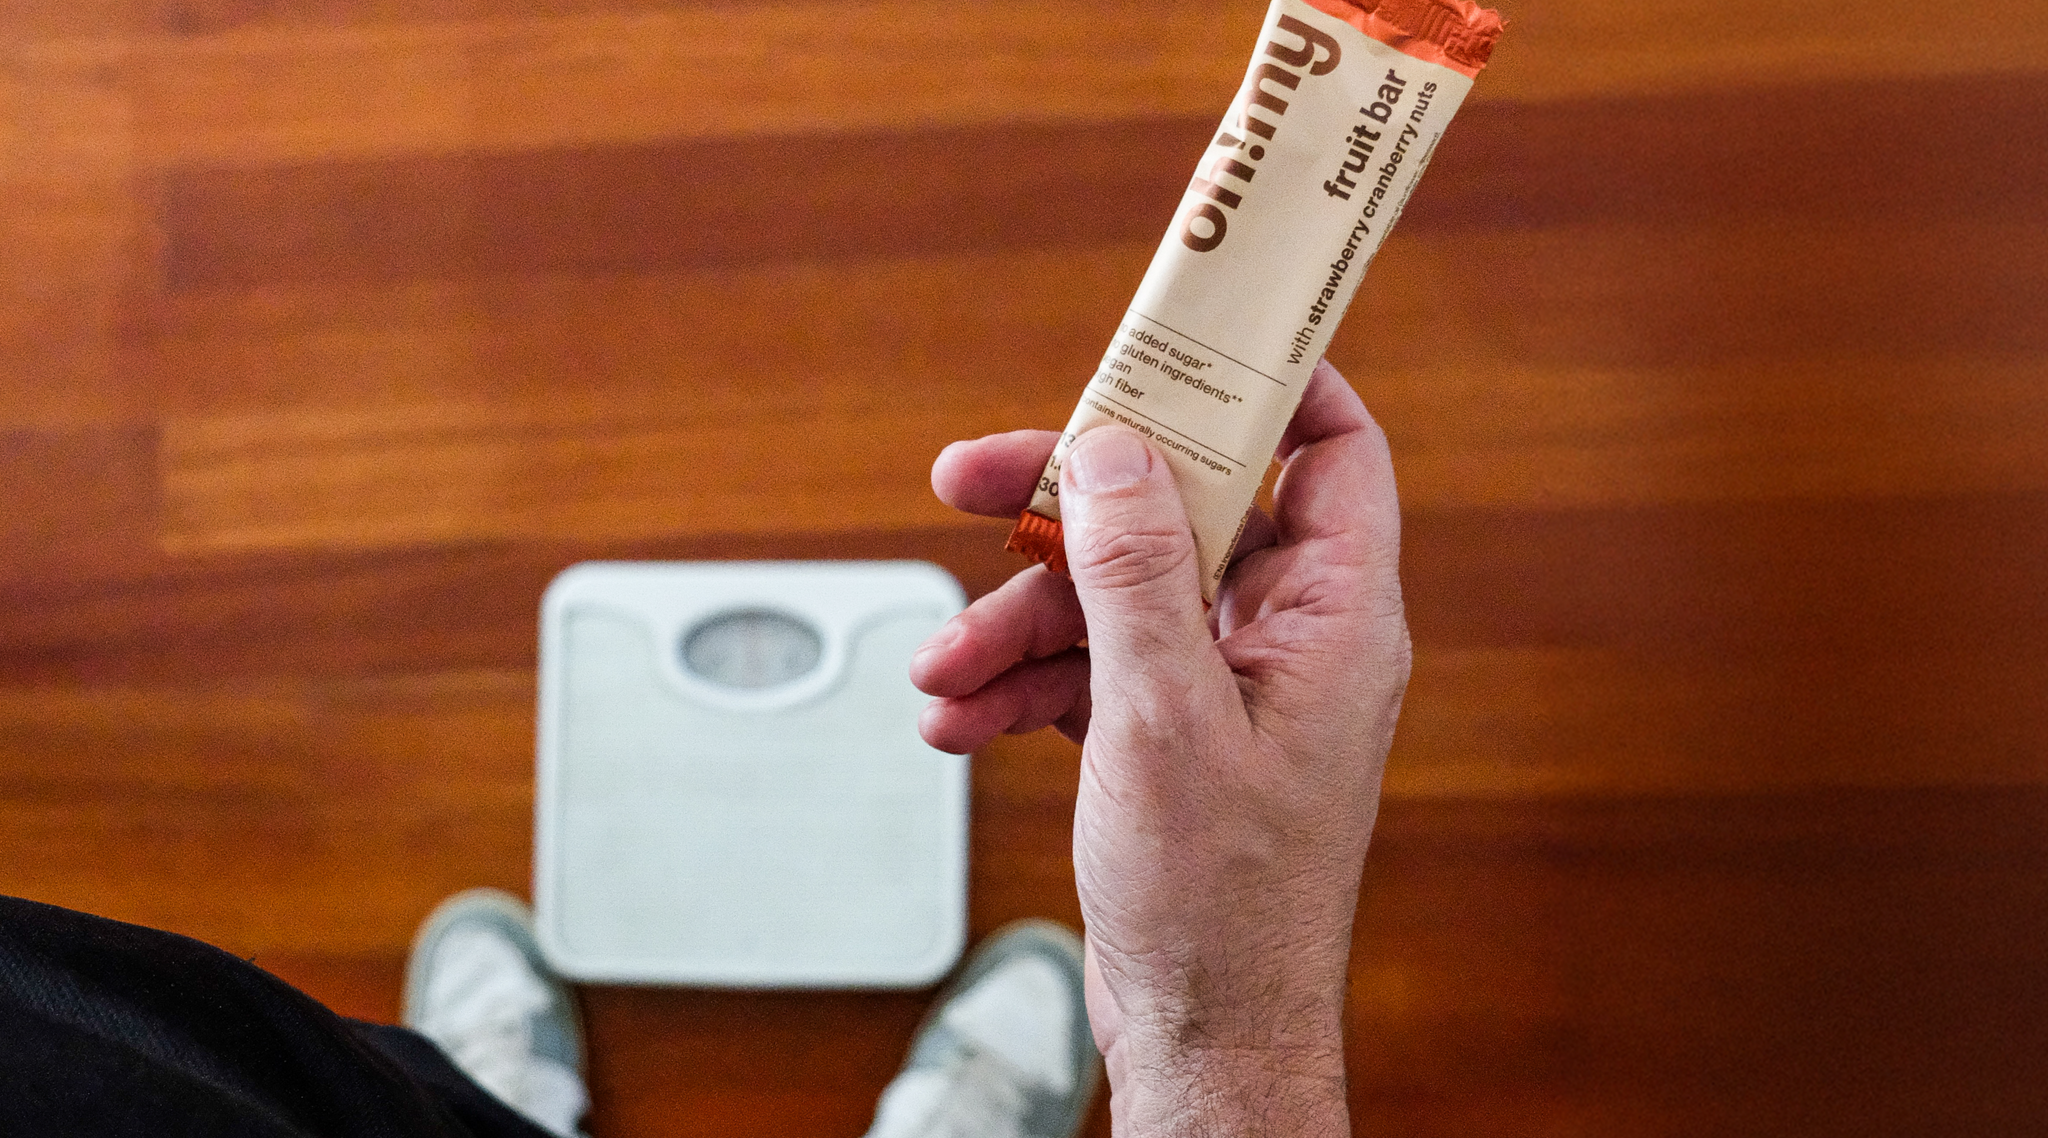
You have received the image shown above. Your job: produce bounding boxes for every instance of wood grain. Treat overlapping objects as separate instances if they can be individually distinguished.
[149,71,2048,286]
[1349,789,2048,1136]
[15,0,2045,170]
[4,0,2046,1133]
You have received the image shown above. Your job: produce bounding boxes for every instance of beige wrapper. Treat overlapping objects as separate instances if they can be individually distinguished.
[1006,0,1501,600]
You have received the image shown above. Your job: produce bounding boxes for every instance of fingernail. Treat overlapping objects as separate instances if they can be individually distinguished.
[1066,429,1152,493]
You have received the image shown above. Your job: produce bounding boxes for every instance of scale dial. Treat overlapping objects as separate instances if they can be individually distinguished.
[681,609,823,690]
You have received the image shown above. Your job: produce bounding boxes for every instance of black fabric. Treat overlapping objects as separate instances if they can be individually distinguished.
[0,895,555,1138]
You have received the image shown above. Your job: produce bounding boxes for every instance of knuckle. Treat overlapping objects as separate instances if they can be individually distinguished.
[1072,522,1194,591]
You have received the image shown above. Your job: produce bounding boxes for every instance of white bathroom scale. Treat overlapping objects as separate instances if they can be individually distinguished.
[532,561,969,987]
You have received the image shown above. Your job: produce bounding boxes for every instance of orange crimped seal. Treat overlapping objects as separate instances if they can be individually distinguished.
[1004,510,1070,579]
[1304,0,1505,78]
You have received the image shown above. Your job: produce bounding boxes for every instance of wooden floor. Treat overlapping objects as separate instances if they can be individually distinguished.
[5,0,2047,1133]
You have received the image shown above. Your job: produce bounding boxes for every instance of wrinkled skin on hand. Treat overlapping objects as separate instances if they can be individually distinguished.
[910,360,1411,1136]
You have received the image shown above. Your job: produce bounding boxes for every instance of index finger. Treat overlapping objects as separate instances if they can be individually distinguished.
[1270,359,1400,553]
[931,429,1059,519]
[1276,358,1378,462]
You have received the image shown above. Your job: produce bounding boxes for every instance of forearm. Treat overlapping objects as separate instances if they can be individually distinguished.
[1078,801,1369,1137]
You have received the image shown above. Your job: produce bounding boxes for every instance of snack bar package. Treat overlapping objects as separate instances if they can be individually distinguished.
[1006,0,1503,601]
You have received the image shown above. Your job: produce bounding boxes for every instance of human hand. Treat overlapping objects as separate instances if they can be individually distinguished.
[910,359,1410,1136]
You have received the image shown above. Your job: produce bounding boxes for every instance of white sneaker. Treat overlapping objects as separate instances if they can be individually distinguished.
[403,889,589,1138]
[866,920,1100,1138]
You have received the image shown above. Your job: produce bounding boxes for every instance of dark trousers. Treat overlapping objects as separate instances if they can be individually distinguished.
[0,894,554,1138]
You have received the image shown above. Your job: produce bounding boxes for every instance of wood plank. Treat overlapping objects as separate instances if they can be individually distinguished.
[13,0,2042,172]
[1478,0,2048,102]
[1348,220,2048,373]
[148,0,677,38]
[0,671,536,952]
[108,0,1260,167]
[0,427,160,579]
[155,118,1211,287]
[0,525,1021,680]
[251,951,404,1025]
[116,208,2048,429]
[580,984,934,1138]
[154,342,2048,553]
[125,248,1145,419]
[103,214,2048,530]
[1413,72,2048,231]
[1391,643,2048,798]
[1349,789,2048,1135]
[0,672,534,800]
[1364,347,2048,510]
[122,204,2048,421]
[1403,494,2048,656]
[118,219,2048,534]
[120,0,2048,114]
[0,49,146,424]
[155,380,1075,552]
[0,795,531,952]
[149,72,2048,287]
[970,730,1087,933]
[0,0,149,41]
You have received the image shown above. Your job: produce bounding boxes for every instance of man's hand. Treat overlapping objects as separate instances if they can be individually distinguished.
[910,360,1411,1136]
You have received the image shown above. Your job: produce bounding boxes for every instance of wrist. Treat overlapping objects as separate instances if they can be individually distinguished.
[1104,1036,1350,1138]
[1084,926,1355,1133]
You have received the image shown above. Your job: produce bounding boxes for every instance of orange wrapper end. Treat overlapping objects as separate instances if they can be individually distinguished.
[1005,510,1070,579]
[1304,0,1504,78]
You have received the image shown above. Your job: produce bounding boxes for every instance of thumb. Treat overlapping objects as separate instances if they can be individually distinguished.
[1059,427,1218,684]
